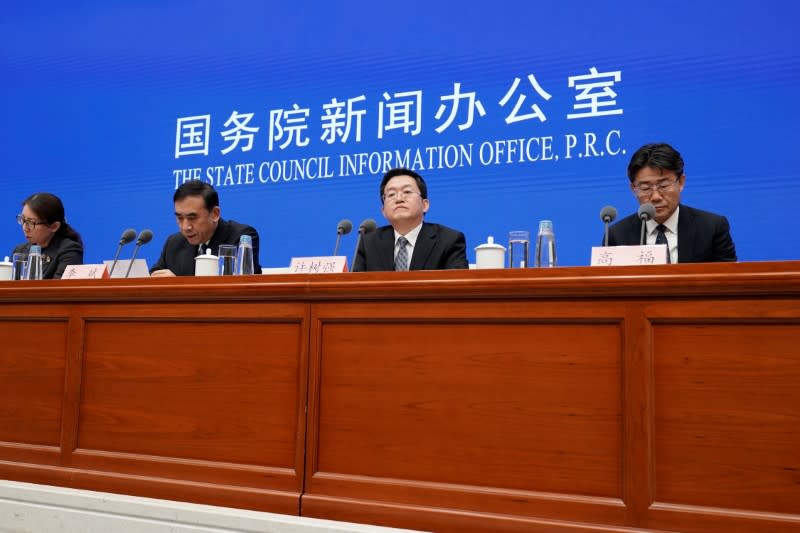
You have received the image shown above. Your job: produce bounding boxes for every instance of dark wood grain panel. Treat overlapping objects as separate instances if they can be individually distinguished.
[302,494,652,533]
[0,260,798,305]
[0,319,68,446]
[303,300,631,527]
[1,262,799,531]
[315,319,622,497]
[79,319,301,469]
[653,321,800,515]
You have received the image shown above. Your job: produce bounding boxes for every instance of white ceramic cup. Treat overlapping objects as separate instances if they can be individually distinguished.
[0,257,12,281]
[194,251,219,276]
[474,236,506,269]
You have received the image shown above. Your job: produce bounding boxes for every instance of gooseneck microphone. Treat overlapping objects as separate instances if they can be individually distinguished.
[351,219,377,269]
[333,219,353,256]
[637,203,656,246]
[125,229,153,278]
[109,228,137,276]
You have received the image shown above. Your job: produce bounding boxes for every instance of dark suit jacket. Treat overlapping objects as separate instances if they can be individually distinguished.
[13,235,84,279]
[352,222,468,272]
[150,218,262,276]
[607,204,737,262]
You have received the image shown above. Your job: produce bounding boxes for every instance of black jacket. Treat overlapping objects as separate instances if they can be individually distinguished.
[12,235,84,279]
[150,218,261,276]
[607,204,737,262]
[353,222,468,272]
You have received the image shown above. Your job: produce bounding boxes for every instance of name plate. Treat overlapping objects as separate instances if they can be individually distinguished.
[288,256,348,274]
[591,244,668,266]
[62,264,110,279]
[103,259,150,278]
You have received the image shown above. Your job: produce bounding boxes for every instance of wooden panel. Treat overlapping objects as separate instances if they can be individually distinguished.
[0,319,67,446]
[316,319,622,495]
[305,300,628,527]
[1,264,800,531]
[303,495,654,533]
[653,321,800,515]
[79,319,300,467]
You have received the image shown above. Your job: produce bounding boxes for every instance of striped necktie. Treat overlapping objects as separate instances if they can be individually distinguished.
[394,236,409,271]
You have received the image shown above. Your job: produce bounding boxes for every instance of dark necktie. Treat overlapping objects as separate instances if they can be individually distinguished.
[395,236,409,271]
[656,224,671,263]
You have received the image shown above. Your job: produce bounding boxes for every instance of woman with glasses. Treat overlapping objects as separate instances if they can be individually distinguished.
[12,192,84,279]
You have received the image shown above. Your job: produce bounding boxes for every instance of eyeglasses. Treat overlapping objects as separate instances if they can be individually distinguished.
[632,177,680,198]
[382,189,422,202]
[16,214,47,228]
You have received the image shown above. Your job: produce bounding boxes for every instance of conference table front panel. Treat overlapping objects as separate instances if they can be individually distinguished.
[300,264,800,533]
[0,306,70,466]
[304,299,630,531]
[0,291,308,514]
[1,263,798,532]
[644,298,800,532]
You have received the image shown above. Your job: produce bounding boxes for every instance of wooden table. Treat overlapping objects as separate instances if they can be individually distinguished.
[1,262,798,532]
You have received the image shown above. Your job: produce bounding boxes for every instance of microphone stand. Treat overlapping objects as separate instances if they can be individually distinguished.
[639,217,647,246]
[351,229,365,270]
[124,244,143,278]
[109,243,125,277]
[333,230,344,256]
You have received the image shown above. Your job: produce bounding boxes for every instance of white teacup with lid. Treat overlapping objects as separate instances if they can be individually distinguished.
[194,249,219,276]
[474,236,506,269]
[0,256,12,281]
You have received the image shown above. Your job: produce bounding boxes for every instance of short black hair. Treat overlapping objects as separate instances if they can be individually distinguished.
[627,143,685,183]
[379,167,428,202]
[174,180,219,211]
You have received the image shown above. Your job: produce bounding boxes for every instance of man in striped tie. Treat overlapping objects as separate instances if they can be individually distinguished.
[352,168,469,272]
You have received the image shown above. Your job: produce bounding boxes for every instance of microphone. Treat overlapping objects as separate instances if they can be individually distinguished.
[109,228,137,276]
[637,203,656,245]
[125,229,153,278]
[599,205,617,247]
[351,218,377,269]
[333,219,353,256]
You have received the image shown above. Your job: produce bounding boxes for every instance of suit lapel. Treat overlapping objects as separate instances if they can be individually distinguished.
[208,219,229,253]
[378,227,396,270]
[409,223,436,270]
[177,238,197,276]
[676,205,693,263]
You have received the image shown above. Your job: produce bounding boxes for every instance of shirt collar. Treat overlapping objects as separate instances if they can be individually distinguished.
[647,205,680,235]
[394,222,423,248]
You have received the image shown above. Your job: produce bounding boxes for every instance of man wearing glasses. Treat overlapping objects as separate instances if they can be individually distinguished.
[607,143,737,263]
[352,167,468,272]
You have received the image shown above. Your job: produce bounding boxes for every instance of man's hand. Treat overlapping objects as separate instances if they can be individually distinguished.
[150,269,176,277]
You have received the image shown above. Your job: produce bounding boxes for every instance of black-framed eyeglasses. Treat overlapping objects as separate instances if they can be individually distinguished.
[632,177,680,198]
[16,214,47,228]
[382,189,422,202]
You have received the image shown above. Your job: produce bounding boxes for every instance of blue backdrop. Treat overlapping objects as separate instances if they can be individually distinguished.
[2,1,798,268]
